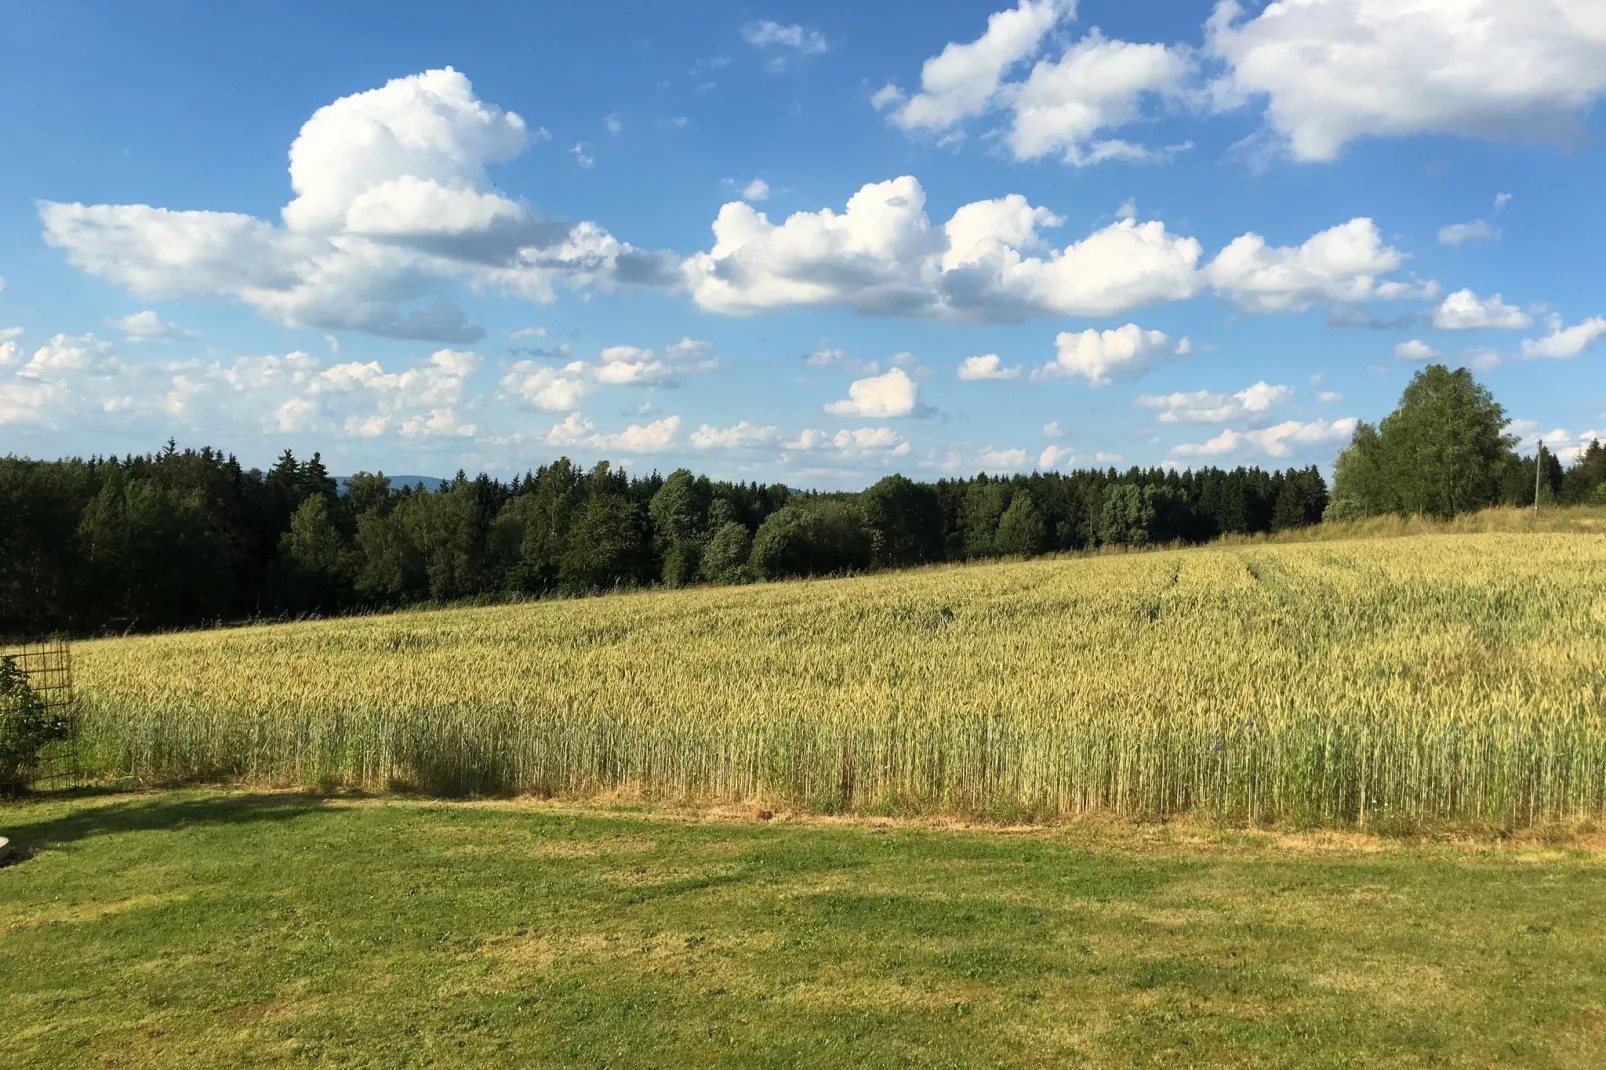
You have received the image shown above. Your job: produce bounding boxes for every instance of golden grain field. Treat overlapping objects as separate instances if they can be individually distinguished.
[71,532,1606,826]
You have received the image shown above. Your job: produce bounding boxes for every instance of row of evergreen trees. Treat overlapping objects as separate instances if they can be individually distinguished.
[4,364,1600,638]
[2,443,1325,636]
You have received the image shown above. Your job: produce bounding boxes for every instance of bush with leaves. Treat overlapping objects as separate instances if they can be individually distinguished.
[1,656,68,795]
[702,522,753,585]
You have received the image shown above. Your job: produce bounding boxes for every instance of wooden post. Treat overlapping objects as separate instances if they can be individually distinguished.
[1534,439,1544,515]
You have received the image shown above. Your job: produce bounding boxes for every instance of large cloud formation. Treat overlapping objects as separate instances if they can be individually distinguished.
[879,1,1606,165]
[683,176,1428,323]
[1207,0,1606,161]
[874,0,1194,165]
[40,69,673,343]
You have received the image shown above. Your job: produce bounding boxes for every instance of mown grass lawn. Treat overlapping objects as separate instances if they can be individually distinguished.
[2,791,1604,1068]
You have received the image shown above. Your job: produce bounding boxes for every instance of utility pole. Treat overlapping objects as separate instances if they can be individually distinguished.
[1534,439,1544,515]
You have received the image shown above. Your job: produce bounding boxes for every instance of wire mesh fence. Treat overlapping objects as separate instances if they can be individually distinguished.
[1,639,78,788]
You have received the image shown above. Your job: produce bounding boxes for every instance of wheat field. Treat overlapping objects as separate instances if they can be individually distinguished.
[70,532,1606,826]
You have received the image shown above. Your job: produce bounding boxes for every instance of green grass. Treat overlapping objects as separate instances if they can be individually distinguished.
[3,790,1605,1067]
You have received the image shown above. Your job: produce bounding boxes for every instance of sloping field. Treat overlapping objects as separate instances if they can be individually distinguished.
[74,533,1606,827]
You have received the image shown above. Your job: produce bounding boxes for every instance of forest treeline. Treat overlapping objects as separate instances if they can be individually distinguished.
[2,364,1602,637]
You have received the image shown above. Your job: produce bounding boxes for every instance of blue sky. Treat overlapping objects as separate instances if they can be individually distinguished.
[2,0,1603,485]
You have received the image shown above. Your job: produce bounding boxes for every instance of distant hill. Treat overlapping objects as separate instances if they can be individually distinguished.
[335,475,446,495]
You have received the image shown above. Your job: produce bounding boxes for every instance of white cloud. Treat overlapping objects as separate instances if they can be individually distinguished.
[1317,390,1343,404]
[108,310,196,342]
[1206,218,1435,313]
[690,421,780,449]
[1170,417,1359,459]
[742,179,770,202]
[742,21,828,55]
[1206,0,1606,162]
[879,1,1191,165]
[1438,220,1500,247]
[683,176,1203,321]
[605,113,623,135]
[1005,33,1195,165]
[1170,428,1241,458]
[805,346,850,368]
[880,0,1064,131]
[1506,423,1605,463]
[1043,420,1065,437]
[981,446,1031,469]
[956,353,1022,380]
[825,367,925,418]
[546,412,681,453]
[593,339,717,386]
[500,337,715,408]
[1,333,481,437]
[1521,315,1606,359]
[41,69,673,343]
[500,360,595,411]
[784,427,910,459]
[1038,443,1076,468]
[1432,289,1532,330]
[1395,339,1438,361]
[1095,451,1123,464]
[923,444,1032,474]
[510,326,547,339]
[1039,324,1182,386]
[1138,380,1292,423]
[570,143,595,168]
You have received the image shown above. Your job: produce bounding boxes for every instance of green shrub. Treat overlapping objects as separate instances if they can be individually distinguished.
[0,656,68,795]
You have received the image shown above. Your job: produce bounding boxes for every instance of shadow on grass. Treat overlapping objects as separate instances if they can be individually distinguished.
[0,790,331,866]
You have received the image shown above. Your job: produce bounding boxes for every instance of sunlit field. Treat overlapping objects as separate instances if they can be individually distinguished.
[72,531,1606,828]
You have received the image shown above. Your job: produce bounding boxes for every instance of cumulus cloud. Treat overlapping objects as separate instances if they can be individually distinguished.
[499,360,596,411]
[741,179,770,202]
[40,68,673,343]
[1137,380,1292,423]
[1038,443,1076,468]
[690,421,780,449]
[825,367,928,418]
[545,412,681,453]
[1506,422,1605,463]
[1432,289,1533,331]
[1006,34,1195,165]
[106,310,197,343]
[1205,218,1436,313]
[1206,0,1606,161]
[683,176,1203,321]
[1170,417,1359,459]
[1438,220,1500,247]
[1521,315,1606,359]
[1038,324,1182,386]
[878,1,1193,165]
[784,426,911,459]
[956,354,1021,380]
[1,332,481,437]
[499,337,715,410]
[1043,420,1065,437]
[1395,339,1438,361]
[923,445,1032,474]
[594,339,717,386]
